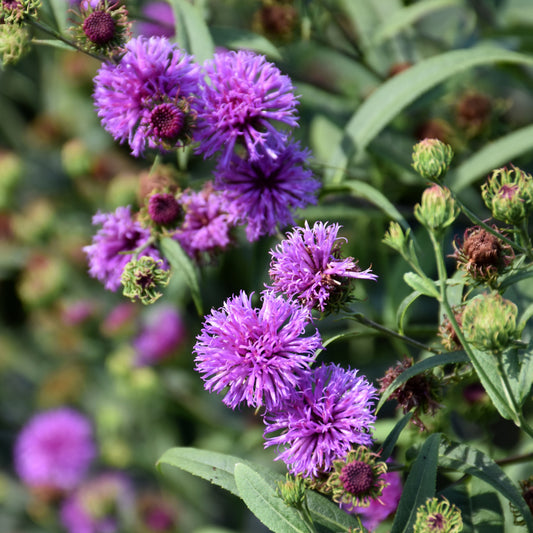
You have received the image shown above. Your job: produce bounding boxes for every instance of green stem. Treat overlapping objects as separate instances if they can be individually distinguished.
[350,313,441,354]
[297,499,318,533]
[519,218,533,261]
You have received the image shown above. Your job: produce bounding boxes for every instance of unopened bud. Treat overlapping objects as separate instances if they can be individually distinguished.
[414,185,459,233]
[412,138,453,181]
[276,474,307,507]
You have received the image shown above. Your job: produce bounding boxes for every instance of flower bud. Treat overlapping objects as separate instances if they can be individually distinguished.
[412,138,453,181]
[414,185,459,233]
[121,256,170,305]
[462,293,520,353]
[0,23,30,66]
[481,166,533,225]
[0,0,40,24]
[414,497,463,533]
[276,474,307,507]
[383,221,409,255]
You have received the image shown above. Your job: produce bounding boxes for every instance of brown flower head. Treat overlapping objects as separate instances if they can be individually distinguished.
[438,307,464,351]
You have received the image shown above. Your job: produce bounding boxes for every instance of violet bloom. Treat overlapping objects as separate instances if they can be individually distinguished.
[214,140,320,241]
[83,206,164,292]
[93,36,200,157]
[133,305,186,366]
[350,470,402,531]
[136,1,175,38]
[174,182,239,263]
[263,363,377,479]
[60,472,135,533]
[14,408,96,491]
[268,221,378,312]
[195,49,299,166]
[194,291,322,411]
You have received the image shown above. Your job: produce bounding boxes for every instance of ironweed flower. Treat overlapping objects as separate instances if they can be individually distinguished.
[136,1,175,38]
[263,363,377,479]
[194,290,322,411]
[214,139,320,241]
[83,206,165,292]
[413,497,463,533]
[93,36,200,157]
[14,408,96,491]
[195,49,299,166]
[268,221,377,312]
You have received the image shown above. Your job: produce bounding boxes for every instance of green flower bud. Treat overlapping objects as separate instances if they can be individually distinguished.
[412,138,454,182]
[414,497,463,533]
[462,293,520,353]
[383,221,410,255]
[481,166,533,225]
[276,474,307,507]
[121,256,170,305]
[0,23,30,66]
[414,185,459,233]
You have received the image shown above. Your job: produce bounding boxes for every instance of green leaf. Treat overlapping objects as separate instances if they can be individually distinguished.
[447,124,533,191]
[210,26,281,59]
[380,412,414,460]
[376,351,469,413]
[391,433,441,533]
[306,491,361,532]
[396,290,423,333]
[373,0,462,44]
[403,272,440,298]
[31,39,76,52]
[160,237,203,316]
[438,439,533,531]
[326,47,533,183]
[169,0,214,62]
[234,463,311,533]
[323,181,410,231]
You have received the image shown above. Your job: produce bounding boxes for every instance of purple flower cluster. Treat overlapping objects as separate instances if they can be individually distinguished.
[14,408,96,491]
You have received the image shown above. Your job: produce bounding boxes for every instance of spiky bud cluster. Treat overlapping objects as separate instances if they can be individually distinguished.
[0,0,40,24]
[276,474,307,507]
[481,166,533,225]
[0,22,30,65]
[121,256,170,305]
[413,497,463,533]
[461,293,520,354]
[414,185,459,234]
[412,138,454,182]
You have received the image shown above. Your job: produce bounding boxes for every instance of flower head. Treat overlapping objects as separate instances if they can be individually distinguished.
[263,363,377,478]
[195,49,299,166]
[414,184,459,233]
[412,138,454,182]
[268,221,377,312]
[194,291,322,410]
[83,206,164,292]
[173,182,239,263]
[14,408,96,491]
[214,140,320,241]
[133,305,186,366]
[147,192,182,226]
[136,1,175,38]
[413,497,463,533]
[60,472,135,533]
[121,256,170,305]
[93,36,200,157]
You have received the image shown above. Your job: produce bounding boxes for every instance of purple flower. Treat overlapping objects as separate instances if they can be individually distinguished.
[14,408,96,491]
[194,291,322,410]
[263,363,377,478]
[60,472,135,533]
[214,140,320,241]
[349,470,402,531]
[83,206,164,292]
[93,36,200,157]
[268,221,378,312]
[195,49,299,166]
[136,1,175,38]
[173,182,239,263]
[133,305,186,366]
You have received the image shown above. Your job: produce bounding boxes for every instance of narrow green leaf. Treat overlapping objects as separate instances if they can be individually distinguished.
[306,491,361,531]
[323,181,410,231]
[518,346,533,404]
[380,412,414,460]
[160,237,203,315]
[234,463,310,533]
[376,351,469,413]
[391,433,441,533]
[210,26,281,59]
[31,39,76,52]
[403,272,440,298]
[438,438,533,531]
[396,290,423,334]
[447,124,533,192]
[168,0,214,62]
[326,47,533,183]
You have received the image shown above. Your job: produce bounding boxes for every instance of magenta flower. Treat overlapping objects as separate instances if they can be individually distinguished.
[83,206,164,292]
[195,49,299,166]
[14,408,96,491]
[194,291,322,410]
[268,221,378,312]
[136,1,175,38]
[214,139,320,241]
[133,305,186,366]
[173,182,239,263]
[93,36,200,157]
[263,364,377,478]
